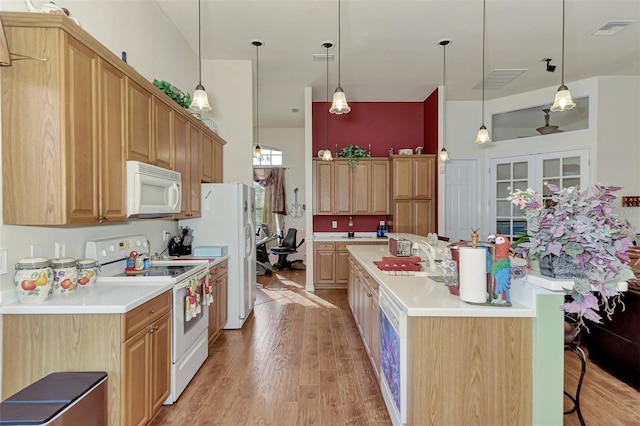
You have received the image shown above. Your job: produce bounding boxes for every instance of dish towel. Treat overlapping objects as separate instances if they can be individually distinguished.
[184,277,200,322]
[203,272,214,306]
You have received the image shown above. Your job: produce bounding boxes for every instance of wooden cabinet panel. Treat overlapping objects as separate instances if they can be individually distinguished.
[208,260,229,345]
[153,98,173,169]
[353,160,371,214]
[313,161,334,215]
[173,113,188,217]
[65,36,99,223]
[314,243,336,283]
[188,124,202,216]
[218,272,228,330]
[126,79,153,162]
[98,59,127,223]
[413,156,434,199]
[213,139,224,183]
[333,161,353,214]
[394,200,414,234]
[370,297,381,378]
[122,329,151,426]
[336,250,351,283]
[201,133,214,183]
[150,312,171,413]
[371,160,390,214]
[413,199,434,237]
[392,157,413,200]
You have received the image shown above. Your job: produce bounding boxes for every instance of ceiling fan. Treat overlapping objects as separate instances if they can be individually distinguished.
[536,108,564,135]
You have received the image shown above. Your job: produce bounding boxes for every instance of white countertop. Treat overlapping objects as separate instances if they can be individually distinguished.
[347,244,541,318]
[0,255,230,315]
[313,232,387,242]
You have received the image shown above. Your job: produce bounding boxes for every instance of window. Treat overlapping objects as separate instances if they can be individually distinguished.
[253,146,282,166]
[488,148,590,240]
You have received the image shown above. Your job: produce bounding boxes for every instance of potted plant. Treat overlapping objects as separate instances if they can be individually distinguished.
[508,184,635,329]
[338,144,370,170]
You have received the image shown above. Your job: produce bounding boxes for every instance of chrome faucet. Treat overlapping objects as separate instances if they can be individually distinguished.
[418,240,438,270]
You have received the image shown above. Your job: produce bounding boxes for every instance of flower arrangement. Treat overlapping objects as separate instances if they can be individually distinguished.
[508,184,635,329]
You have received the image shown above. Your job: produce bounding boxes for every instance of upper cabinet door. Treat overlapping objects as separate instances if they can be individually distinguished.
[188,124,202,216]
[200,132,214,183]
[333,161,353,214]
[371,160,390,214]
[313,160,334,215]
[413,156,434,199]
[392,157,413,200]
[126,79,153,163]
[213,139,224,183]
[153,98,173,169]
[66,35,99,223]
[353,160,371,214]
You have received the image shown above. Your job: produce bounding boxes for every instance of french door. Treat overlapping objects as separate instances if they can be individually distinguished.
[488,148,590,240]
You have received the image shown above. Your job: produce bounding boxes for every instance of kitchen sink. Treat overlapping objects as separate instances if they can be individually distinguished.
[340,236,374,239]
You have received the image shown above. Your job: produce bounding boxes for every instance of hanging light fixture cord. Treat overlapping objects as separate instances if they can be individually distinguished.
[442,42,447,148]
[481,0,486,126]
[326,44,330,150]
[255,42,259,147]
[198,0,202,85]
[337,0,342,87]
[561,0,565,85]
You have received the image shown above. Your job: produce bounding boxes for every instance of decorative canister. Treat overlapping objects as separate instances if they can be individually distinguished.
[14,257,53,304]
[50,258,78,295]
[77,259,98,287]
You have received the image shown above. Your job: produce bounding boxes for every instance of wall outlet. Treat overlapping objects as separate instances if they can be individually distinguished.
[163,230,171,242]
[332,220,338,229]
[54,242,66,258]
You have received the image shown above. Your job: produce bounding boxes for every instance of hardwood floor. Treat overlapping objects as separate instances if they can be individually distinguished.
[150,269,390,426]
[150,269,639,426]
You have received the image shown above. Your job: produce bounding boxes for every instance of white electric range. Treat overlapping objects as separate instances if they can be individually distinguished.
[85,235,210,405]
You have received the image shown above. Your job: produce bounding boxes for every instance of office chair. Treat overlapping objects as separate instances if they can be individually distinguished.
[256,224,278,276]
[269,228,305,270]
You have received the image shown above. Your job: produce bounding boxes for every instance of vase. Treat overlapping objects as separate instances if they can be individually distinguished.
[538,253,586,279]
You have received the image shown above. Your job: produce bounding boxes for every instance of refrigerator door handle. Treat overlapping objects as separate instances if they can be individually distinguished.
[245,223,255,257]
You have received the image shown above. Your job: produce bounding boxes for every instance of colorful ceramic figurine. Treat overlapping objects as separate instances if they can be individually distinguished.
[489,234,512,306]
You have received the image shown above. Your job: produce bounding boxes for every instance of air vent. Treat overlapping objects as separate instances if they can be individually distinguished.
[591,20,635,36]
[313,53,335,61]
[472,69,527,90]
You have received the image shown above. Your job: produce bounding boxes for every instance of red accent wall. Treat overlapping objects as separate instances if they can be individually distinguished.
[313,215,388,233]
[312,95,439,233]
[312,102,426,157]
[424,89,439,231]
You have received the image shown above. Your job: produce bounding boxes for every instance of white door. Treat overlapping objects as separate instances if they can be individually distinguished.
[445,159,481,243]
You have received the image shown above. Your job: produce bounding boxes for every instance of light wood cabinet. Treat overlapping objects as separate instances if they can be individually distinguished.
[2,291,172,426]
[208,260,229,345]
[0,12,226,225]
[188,124,202,216]
[153,97,174,169]
[201,132,214,183]
[213,139,224,183]
[313,158,390,215]
[1,24,127,224]
[313,160,334,215]
[347,255,380,378]
[391,155,435,236]
[314,242,336,283]
[174,122,201,219]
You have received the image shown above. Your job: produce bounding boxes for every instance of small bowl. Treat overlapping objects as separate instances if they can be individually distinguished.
[398,149,413,155]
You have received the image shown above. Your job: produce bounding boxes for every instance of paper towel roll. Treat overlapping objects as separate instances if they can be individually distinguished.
[459,247,488,304]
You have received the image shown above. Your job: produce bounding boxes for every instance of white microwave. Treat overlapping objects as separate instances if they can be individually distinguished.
[126,161,182,218]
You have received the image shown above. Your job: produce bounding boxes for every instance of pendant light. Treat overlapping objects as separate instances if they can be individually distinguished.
[475,0,491,145]
[550,0,576,112]
[322,42,334,161]
[189,0,212,112]
[438,39,451,162]
[329,0,351,115]
[252,40,263,159]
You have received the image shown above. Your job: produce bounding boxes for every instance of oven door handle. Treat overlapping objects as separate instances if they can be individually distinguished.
[175,268,209,290]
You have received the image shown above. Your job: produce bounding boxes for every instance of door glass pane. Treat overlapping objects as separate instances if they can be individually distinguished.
[496,164,511,180]
[496,182,511,198]
[562,157,580,176]
[496,200,511,217]
[543,159,560,178]
[543,179,560,196]
[513,162,528,179]
[563,178,580,188]
[512,180,528,192]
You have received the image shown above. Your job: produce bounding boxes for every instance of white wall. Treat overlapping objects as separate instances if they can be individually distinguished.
[443,76,640,236]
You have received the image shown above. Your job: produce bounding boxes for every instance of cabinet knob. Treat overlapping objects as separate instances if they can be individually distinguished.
[148,326,155,334]
[153,325,159,331]
[149,308,156,314]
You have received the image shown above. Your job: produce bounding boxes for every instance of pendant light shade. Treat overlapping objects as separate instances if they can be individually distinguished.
[252,40,263,159]
[329,0,350,115]
[438,39,451,162]
[475,0,491,145]
[322,42,334,161]
[190,0,212,112]
[550,0,575,112]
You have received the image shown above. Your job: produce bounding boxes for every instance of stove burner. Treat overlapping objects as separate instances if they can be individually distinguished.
[113,265,199,278]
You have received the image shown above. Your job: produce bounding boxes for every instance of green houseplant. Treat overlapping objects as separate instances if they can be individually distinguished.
[338,144,370,170]
[509,184,635,329]
[153,79,192,109]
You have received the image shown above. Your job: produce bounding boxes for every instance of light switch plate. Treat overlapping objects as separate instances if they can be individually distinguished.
[332,221,338,229]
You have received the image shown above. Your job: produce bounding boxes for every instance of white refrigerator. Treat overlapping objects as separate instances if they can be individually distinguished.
[180,183,256,329]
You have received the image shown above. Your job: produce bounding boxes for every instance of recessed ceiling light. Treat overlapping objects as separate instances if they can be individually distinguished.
[591,20,635,36]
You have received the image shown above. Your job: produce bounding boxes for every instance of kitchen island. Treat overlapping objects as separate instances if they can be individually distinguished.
[347,241,565,426]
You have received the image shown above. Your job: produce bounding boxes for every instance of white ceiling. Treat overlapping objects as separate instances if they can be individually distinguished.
[157,0,640,128]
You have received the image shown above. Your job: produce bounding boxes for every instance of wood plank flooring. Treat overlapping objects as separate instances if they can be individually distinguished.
[150,270,639,426]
